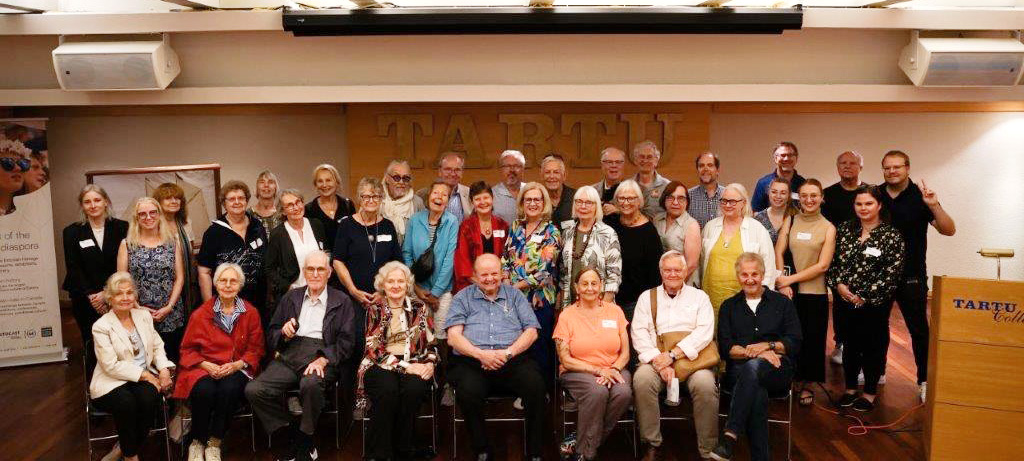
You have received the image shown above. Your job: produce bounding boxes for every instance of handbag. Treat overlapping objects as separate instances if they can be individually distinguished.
[781,216,799,293]
[651,289,720,381]
[411,220,439,282]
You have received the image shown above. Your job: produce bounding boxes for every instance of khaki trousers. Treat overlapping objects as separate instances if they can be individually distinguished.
[632,364,720,457]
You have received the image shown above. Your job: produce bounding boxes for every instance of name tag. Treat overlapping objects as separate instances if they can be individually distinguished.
[791,192,800,201]
[796,232,812,241]
[250,238,264,249]
[529,234,543,244]
[493,229,506,238]
[601,319,617,329]
[377,234,393,242]
[79,239,96,249]
[864,247,882,257]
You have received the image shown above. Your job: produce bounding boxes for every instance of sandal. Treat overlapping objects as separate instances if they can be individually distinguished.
[799,389,815,406]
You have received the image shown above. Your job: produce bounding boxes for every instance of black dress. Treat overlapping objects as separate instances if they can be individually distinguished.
[603,214,663,320]
[332,216,403,295]
[304,194,356,255]
[62,218,128,344]
[197,217,267,311]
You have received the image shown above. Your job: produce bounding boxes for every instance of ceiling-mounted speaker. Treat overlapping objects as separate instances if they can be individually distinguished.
[52,34,181,91]
[899,33,1024,87]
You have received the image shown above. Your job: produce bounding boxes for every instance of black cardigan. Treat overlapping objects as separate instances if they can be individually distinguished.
[61,219,129,298]
[265,219,328,308]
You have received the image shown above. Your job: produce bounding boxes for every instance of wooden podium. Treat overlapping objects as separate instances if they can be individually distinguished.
[926,276,1024,460]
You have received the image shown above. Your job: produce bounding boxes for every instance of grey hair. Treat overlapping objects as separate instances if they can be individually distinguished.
[499,149,526,166]
[613,179,643,202]
[386,159,411,174]
[631,140,661,162]
[103,271,136,304]
[572,185,603,222]
[373,261,416,296]
[722,182,753,218]
[213,263,246,288]
[838,150,864,167]
[734,252,766,275]
[278,188,305,213]
[437,152,465,169]
[303,250,332,270]
[600,147,625,162]
[659,249,687,270]
[540,154,565,171]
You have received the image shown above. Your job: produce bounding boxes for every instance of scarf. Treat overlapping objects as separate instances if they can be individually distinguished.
[381,180,417,239]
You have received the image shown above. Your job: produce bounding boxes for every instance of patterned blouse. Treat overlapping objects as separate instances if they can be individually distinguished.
[356,297,437,406]
[826,220,906,306]
[127,242,185,333]
[753,209,780,245]
[502,219,562,312]
[558,220,621,307]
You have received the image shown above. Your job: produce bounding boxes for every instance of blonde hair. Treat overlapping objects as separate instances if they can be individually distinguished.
[213,263,246,289]
[516,181,552,222]
[723,183,753,218]
[103,271,137,305]
[126,197,175,249]
[312,164,342,190]
[77,184,112,224]
[373,261,416,296]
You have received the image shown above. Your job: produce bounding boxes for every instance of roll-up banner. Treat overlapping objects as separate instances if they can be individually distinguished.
[0,119,65,367]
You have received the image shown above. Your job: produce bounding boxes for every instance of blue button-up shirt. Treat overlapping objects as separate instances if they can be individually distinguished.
[213,297,247,334]
[445,283,540,352]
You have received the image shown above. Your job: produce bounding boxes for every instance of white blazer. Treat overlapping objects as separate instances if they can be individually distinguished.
[90,308,175,399]
[700,216,778,288]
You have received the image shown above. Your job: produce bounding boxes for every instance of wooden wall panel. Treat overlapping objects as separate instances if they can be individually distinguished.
[928,404,1024,461]
[345,103,711,196]
[932,341,1024,413]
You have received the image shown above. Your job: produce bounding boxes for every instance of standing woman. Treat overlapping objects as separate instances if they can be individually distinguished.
[118,197,186,362]
[358,261,438,461]
[249,170,283,241]
[403,181,459,339]
[453,181,509,294]
[174,263,264,461]
[502,181,562,383]
[265,189,327,317]
[754,178,798,245]
[775,179,836,406]
[153,182,199,314]
[198,181,267,311]
[63,184,129,346]
[90,272,175,461]
[701,183,776,319]
[559,185,621,308]
[603,179,662,321]
[827,186,904,412]
[305,164,356,255]
[653,180,701,285]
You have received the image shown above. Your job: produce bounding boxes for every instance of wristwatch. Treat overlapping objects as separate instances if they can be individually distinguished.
[668,350,678,361]
[505,350,513,360]
[769,341,777,351]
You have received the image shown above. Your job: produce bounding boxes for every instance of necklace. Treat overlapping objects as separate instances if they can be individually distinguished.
[572,226,592,260]
[362,216,381,264]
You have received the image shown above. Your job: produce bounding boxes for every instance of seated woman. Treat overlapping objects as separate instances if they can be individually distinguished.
[173,263,264,461]
[358,261,438,461]
[553,267,631,461]
[90,271,175,461]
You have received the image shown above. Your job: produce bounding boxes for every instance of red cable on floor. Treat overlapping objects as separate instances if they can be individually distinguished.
[813,401,924,436]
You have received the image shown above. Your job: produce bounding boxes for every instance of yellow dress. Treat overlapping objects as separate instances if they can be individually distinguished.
[703,230,744,321]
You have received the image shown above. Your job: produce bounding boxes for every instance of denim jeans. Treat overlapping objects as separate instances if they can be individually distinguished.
[722,356,794,461]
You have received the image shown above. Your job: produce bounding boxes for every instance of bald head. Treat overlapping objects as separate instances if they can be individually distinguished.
[472,254,503,296]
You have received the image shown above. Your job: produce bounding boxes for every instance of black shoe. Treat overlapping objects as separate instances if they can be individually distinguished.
[475,453,491,461]
[271,427,297,460]
[708,434,736,461]
[295,431,318,461]
[838,392,859,408]
[852,397,875,412]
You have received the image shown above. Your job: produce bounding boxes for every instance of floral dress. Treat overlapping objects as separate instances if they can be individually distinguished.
[127,242,185,333]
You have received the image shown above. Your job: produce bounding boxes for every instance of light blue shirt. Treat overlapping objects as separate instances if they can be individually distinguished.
[213,297,247,334]
[445,283,540,352]
[491,182,522,227]
[445,189,465,222]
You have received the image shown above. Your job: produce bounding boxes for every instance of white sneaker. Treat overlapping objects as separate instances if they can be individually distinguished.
[513,397,524,410]
[101,442,122,461]
[830,345,843,365]
[187,439,205,461]
[856,372,886,385]
[919,382,927,402]
[204,444,221,461]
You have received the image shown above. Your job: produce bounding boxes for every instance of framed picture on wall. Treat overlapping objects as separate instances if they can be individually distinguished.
[86,164,221,247]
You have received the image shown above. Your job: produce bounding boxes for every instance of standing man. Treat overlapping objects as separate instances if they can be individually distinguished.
[445,254,545,461]
[821,151,868,366]
[688,152,725,229]
[591,147,627,217]
[249,169,283,240]
[632,250,719,461]
[492,149,526,225]
[541,154,576,225]
[381,159,425,243]
[879,150,955,402]
[751,142,805,212]
[245,251,356,461]
[631,140,671,218]
[417,152,472,223]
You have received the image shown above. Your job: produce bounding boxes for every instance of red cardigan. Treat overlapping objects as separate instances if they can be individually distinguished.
[453,214,509,293]
[172,298,264,400]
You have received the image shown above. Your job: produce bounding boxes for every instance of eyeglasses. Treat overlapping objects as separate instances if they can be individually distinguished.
[635,154,658,162]
[523,197,544,204]
[388,174,412,184]
[440,167,463,174]
[601,160,625,166]
[282,201,303,210]
[1,157,30,173]
[500,164,524,171]
[666,195,688,203]
[216,279,241,287]
[304,266,329,275]
[719,198,744,206]
[136,210,160,219]
[573,199,596,207]
[224,196,247,203]
[616,196,639,203]
[360,194,383,202]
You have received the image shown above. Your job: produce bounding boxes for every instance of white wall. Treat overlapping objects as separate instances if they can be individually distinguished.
[711,111,1024,282]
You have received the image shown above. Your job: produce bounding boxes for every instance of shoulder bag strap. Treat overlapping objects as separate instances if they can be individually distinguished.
[650,288,658,335]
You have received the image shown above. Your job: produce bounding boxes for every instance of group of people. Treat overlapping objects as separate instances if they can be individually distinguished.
[0,125,49,216]
[64,140,954,461]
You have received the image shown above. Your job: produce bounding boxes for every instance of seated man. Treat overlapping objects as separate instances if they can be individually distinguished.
[446,253,545,461]
[245,250,356,461]
[711,252,802,461]
[632,250,720,461]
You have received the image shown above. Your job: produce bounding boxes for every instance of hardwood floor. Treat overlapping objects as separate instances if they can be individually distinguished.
[1,305,926,460]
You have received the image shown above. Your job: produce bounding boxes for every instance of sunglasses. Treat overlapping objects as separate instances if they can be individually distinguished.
[1,157,30,173]
[389,174,412,184]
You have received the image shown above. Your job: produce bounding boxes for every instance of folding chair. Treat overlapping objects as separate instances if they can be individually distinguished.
[558,383,638,458]
[355,380,438,457]
[718,386,794,461]
[175,401,257,459]
[451,390,526,459]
